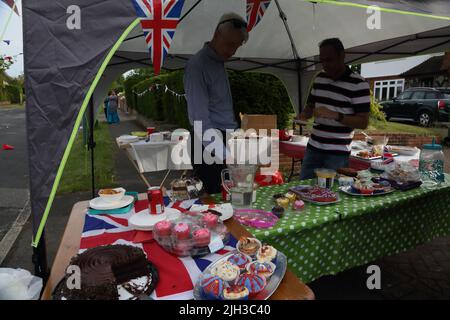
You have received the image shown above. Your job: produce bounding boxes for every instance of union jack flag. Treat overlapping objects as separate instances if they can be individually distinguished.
[246,0,272,32]
[80,197,237,300]
[132,0,185,75]
[1,0,19,15]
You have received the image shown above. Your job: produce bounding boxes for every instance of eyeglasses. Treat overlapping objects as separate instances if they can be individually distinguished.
[218,18,247,29]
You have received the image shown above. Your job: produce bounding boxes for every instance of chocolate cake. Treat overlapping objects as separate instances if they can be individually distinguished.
[53,245,156,300]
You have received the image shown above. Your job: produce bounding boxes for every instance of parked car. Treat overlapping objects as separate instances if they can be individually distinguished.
[379,87,450,127]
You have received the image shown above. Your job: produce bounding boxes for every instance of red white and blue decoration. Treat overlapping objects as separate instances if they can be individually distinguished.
[80,197,237,300]
[246,0,272,32]
[132,0,186,75]
[1,0,19,15]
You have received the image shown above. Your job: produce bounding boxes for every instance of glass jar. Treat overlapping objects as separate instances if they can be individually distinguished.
[419,142,445,188]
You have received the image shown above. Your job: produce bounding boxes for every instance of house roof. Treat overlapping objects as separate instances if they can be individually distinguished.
[401,55,447,76]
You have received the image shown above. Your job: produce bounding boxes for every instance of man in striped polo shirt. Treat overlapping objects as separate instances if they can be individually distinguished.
[299,38,370,180]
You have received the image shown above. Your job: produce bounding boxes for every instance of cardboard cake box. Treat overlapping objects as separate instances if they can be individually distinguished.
[240,114,277,136]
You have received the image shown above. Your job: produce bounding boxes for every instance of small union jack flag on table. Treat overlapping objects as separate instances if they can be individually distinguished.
[80,196,237,300]
[246,0,272,32]
[132,0,186,75]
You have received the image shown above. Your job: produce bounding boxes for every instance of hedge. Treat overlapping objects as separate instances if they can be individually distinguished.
[127,70,295,130]
[0,85,21,104]
[125,70,385,130]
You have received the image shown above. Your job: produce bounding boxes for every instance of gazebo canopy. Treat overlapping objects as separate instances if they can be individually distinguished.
[23,0,450,256]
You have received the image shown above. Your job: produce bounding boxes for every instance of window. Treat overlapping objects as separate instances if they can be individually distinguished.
[374,79,405,101]
[398,91,413,100]
[411,91,426,100]
[425,92,438,99]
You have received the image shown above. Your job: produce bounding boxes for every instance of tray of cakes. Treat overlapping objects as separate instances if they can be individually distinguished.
[193,237,287,300]
[288,185,340,205]
[153,212,230,257]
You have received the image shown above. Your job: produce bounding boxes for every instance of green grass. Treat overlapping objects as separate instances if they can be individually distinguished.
[293,116,444,138]
[364,119,444,137]
[57,122,117,194]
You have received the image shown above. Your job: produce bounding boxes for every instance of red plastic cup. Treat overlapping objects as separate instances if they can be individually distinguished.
[147,127,155,135]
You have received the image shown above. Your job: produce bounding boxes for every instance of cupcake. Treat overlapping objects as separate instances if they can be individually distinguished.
[202,212,219,229]
[227,253,251,271]
[154,220,172,237]
[236,273,266,297]
[222,285,249,300]
[173,222,190,240]
[271,205,285,218]
[272,193,284,203]
[246,261,276,279]
[173,240,193,256]
[201,275,224,300]
[257,245,277,264]
[211,261,240,283]
[237,237,261,257]
[293,200,305,211]
[285,192,297,203]
[276,197,290,209]
[193,228,211,247]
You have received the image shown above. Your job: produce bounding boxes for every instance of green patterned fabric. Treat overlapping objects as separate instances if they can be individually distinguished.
[212,175,450,283]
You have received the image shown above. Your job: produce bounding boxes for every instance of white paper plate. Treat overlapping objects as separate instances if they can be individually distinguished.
[129,208,181,231]
[89,195,134,210]
[189,203,234,221]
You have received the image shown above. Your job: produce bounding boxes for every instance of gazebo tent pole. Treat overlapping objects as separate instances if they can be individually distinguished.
[32,230,49,282]
[88,97,96,199]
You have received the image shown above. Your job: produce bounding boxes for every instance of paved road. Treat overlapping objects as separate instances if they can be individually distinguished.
[0,106,29,242]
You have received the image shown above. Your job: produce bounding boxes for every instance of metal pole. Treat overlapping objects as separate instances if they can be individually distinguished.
[32,230,49,283]
[88,98,96,199]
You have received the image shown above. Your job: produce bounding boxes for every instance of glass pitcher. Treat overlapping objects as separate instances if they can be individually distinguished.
[419,140,445,188]
[221,164,257,208]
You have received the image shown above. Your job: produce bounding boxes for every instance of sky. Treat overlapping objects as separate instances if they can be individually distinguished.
[0,0,23,78]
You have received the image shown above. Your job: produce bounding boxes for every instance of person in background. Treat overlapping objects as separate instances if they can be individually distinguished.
[298,38,370,180]
[184,13,249,194]
[103,92,110,119]
[107,90,120,124]
[119,93,128,114]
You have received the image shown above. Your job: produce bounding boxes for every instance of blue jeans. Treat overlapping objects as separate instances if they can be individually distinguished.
[299,147,349,180]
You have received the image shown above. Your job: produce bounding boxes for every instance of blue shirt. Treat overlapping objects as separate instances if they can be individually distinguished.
[183,43,238,133]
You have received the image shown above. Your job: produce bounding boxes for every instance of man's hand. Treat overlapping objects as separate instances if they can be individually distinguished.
[297,112,310,121]
[314,106,339,120]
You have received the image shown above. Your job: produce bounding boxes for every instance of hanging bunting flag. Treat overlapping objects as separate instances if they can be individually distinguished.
[1,0,19,15]
[246,0,272,32]
[132,0,186,75]
[3,40,11,45]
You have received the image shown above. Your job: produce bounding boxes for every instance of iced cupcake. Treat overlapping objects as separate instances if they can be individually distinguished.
[201,275,224,300]
[237,237,261,257]
[236,273,266,297]
[173,222,190,240]
[202,212,219,229]
[154,220,172,237]
[227,253,252,271]
[257,245,277,264]
[222,285,249,300]
[193,228,211,247]
[246,261,276,279]
[211,260,240,283]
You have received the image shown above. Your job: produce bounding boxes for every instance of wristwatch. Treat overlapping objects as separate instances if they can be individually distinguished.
[337,113,345,122]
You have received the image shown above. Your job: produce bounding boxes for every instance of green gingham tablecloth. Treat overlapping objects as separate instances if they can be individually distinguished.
[212,175,450,283]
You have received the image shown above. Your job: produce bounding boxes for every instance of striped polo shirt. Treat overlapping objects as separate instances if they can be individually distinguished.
[307,67,371,155]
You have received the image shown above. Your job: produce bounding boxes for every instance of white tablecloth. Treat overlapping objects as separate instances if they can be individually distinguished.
[281,138,420,162]
[129,140,193,173]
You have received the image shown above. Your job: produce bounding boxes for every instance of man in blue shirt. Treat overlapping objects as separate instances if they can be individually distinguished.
[184,13,249,194]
